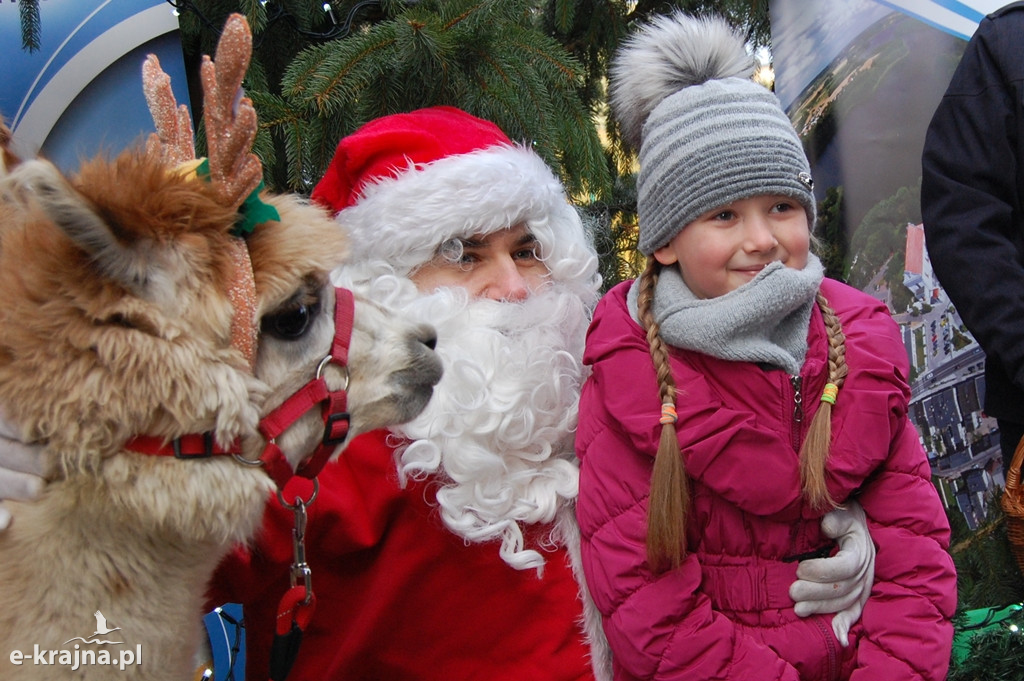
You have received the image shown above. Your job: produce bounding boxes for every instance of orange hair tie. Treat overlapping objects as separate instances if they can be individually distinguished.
[820,383,839,405]
[659,403,678,425]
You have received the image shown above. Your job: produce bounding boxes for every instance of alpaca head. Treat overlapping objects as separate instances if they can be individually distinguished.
[0,12,441,512]
[0,143,440,484]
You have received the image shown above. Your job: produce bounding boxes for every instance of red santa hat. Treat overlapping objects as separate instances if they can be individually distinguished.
[312,106,599,298]
[312,106,512,214]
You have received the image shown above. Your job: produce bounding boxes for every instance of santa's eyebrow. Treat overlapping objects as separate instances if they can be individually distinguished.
[440,230,538,253]
[453,236,483,249]
[475,231,539,248]
[514,232,539,248]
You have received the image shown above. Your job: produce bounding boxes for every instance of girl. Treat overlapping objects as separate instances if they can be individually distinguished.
[575,13,956,681]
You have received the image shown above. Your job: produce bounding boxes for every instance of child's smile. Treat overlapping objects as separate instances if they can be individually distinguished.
[654,194,811,299]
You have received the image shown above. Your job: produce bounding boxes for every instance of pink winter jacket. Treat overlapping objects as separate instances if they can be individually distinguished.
[576,278,956,681]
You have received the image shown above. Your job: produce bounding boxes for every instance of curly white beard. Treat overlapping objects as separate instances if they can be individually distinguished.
[337,266,591,572]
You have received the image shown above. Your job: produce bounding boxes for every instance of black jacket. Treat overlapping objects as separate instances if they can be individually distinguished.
[921,2,1024,423]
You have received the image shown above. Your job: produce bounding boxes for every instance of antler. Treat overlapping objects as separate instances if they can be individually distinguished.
[142,55,196,167]
[140,14,262,370]
[200,14,263,211]
[141,13,262,211]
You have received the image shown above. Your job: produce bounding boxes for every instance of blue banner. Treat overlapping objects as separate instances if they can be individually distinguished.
[0,0,189,172]
[875,0,998,39]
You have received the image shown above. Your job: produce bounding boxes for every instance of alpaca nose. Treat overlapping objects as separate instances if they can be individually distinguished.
[417,324,438,351]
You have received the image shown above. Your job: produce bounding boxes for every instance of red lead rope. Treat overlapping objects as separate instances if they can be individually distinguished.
[269,479,319,681]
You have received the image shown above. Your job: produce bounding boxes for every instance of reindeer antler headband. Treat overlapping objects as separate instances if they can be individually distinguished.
[141,13,273,368]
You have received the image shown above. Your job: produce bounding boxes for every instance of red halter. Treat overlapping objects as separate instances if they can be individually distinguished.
[124,286,356,491]
[253,286,355,489]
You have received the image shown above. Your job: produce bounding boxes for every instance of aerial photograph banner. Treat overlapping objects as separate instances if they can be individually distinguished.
[770,0,993,528]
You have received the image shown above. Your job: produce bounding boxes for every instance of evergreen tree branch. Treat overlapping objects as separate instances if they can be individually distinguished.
[19,0,42,53]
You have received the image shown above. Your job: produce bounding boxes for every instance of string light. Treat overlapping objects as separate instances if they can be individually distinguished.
[323,2,337,25]
[165,0,387,43]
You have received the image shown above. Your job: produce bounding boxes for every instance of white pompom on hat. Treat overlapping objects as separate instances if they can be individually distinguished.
[610,13,816,256]
[312,106,599,300]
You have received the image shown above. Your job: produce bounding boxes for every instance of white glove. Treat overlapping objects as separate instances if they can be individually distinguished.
[789,499,875,647]
[0,405,46,531]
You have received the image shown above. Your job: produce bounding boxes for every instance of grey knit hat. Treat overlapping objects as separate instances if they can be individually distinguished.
[610,13,816,256]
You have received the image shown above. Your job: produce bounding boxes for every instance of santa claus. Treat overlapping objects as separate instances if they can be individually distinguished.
[208,106,612,680]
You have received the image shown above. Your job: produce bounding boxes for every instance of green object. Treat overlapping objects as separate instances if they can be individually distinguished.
[232,180,280,236]
[952,603,1024,664]
[193,158,280,237]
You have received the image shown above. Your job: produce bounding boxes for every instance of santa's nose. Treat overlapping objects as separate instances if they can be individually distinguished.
[482,258,531,302]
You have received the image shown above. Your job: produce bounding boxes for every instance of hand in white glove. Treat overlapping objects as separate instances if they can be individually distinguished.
[789,499,875,647]
[0,405,46,531]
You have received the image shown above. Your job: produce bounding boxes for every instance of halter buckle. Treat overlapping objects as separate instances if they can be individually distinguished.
[173,432,216,459]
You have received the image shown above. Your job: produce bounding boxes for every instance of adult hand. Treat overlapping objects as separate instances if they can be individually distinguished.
[0,406,46,531]
[789,499,875,646]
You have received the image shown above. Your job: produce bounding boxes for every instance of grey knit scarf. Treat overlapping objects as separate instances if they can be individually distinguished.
[628,254,824,375]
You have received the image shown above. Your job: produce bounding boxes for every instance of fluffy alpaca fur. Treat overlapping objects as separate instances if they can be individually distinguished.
[0,145,440,680]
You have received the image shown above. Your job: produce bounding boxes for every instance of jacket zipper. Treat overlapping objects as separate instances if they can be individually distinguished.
[790,375,803,450]
[792,374,841,680]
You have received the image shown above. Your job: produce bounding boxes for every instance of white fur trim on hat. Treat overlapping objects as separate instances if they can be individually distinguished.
[335,143,600,302]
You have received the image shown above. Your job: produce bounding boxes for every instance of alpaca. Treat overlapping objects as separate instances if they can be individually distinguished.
[0,15,441,680]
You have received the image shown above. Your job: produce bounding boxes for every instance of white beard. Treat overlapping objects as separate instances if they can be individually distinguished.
[336,266,591,572]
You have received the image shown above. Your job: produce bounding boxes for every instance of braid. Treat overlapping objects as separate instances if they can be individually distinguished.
[798,292,847,510]
[637,257,688,572]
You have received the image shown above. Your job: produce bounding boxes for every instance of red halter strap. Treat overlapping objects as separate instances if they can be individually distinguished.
[259,287,355,681]
[123,432,240,458]
[124,235,259,461]
[255,286,355,489]
[123,286,356,490]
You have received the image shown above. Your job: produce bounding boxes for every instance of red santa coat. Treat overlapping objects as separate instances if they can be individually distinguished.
[208,428,596,681]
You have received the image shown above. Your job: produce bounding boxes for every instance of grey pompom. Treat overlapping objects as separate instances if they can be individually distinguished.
[610,13,754,150]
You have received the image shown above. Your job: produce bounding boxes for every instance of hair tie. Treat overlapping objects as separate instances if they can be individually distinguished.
[660,403,677,425]
[820,383,839,405]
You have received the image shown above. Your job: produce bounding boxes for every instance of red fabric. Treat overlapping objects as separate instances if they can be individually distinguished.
[209,429,594,681]
[311,106,513,215]
[575,279,956,681]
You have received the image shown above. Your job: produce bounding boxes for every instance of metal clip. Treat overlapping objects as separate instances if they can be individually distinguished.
[290,500,313,604]
[277,479,319,605]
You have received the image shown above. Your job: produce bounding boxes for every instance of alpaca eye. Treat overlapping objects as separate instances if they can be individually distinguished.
[261,300,320,340]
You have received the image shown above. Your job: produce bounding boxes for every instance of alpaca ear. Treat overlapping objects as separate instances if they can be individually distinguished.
[7,159,166,298]
[0,120,21,176]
